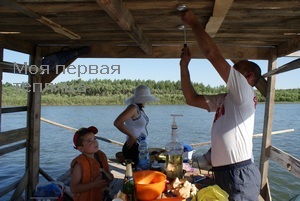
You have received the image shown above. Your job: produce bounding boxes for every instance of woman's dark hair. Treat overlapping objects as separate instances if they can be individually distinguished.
[136,103,144,111]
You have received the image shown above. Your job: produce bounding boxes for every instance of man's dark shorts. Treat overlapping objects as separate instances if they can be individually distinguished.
[212,159,261,201]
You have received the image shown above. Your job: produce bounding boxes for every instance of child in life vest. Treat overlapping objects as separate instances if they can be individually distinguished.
[70,126,114,201]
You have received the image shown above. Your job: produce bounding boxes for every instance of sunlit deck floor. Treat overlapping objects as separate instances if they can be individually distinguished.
[57,159,126,200]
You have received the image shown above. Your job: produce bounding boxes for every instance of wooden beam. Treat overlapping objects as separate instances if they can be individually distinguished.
[0,141,26,156]
[2,106,27,113]
[39,44,271,60]
[255,76,268,98]
[79,44,270,60]
[0,61,27,74]
[37,16,81,40]
[39,167,55,182]
[263,58,300,77]
[0,180,19,198]
[26,47,42,199]
[10,169,29,201]
[0,128,28,146]
[277,35,300,57]
[270,146,300,179]
[95,0,152,55]
[205,0,234,38]
[0,35,34,55]
[0,0,80,40]
[259,48,277,201]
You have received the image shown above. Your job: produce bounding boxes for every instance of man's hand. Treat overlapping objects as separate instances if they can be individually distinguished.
[181,10,197,26]
[180,46,191,69]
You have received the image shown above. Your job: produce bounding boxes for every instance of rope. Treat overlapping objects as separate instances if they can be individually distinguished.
[40,117,124,147]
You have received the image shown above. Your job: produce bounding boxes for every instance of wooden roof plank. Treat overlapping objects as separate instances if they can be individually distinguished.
[278,35,300,57]
[0,0,80,39]
[37,16,80,40]
[0,1,299,59]
[205,0,233,38]
[0,0,39,18]
[0,35,34,54]
[95,0,152,55]
[75,44,271,60]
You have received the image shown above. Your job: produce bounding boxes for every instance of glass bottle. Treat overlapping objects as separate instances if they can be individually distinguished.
[122,159,136,201]
[165,114,184,180]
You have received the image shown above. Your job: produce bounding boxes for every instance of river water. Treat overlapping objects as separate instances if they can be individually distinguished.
[1,104,300,200]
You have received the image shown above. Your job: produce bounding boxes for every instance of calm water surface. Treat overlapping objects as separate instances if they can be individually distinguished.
[1,104,300,200]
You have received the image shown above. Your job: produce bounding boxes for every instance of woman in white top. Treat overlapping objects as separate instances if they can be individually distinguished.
[114,85,158,168]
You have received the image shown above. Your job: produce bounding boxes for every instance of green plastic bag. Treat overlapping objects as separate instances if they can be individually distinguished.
[192,185,229,201]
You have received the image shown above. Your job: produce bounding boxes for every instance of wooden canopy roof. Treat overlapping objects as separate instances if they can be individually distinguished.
[0,0,299,60]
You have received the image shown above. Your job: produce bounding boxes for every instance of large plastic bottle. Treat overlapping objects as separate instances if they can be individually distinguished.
[138,136,150,170]
[165,114,184,180]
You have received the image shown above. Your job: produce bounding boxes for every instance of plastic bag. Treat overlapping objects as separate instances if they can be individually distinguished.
[34,182,62,198]
[192,185,228,201]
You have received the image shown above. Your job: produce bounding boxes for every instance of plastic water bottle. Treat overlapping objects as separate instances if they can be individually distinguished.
[138,136,150,170]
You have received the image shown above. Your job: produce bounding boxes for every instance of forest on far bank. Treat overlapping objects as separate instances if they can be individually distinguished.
[3,79,300,106]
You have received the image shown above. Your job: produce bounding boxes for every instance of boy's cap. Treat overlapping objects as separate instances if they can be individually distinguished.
[73,126,98,148]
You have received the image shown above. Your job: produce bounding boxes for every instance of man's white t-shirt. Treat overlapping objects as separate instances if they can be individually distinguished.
[204,67,258,167]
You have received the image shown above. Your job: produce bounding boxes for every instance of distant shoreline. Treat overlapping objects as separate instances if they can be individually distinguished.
[3,79,300,106]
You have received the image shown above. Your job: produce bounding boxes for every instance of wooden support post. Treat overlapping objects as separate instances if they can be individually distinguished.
[259,48,277,201]
[26,46,42,199]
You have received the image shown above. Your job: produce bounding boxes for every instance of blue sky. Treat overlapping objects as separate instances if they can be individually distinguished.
[3,49,299,89]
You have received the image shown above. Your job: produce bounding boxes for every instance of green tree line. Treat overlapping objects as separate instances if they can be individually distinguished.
[2,79,300,106]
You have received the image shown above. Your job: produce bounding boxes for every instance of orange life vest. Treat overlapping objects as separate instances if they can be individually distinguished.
[70,150,110,201]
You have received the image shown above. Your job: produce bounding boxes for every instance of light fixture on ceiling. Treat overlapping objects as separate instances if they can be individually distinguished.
[177,4,187,11]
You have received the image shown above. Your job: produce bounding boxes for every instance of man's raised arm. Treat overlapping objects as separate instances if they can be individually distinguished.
[180,46,209,110]
[181,10,231,83]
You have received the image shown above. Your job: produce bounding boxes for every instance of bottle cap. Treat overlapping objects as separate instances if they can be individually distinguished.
[171,114,183,129]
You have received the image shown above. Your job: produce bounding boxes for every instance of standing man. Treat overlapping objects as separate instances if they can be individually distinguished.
[180,10,261,201]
